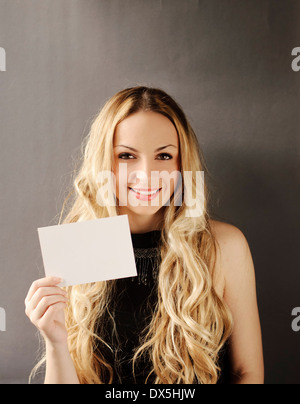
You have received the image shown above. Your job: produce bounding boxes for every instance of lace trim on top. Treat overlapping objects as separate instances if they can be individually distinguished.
[132,247,161,285]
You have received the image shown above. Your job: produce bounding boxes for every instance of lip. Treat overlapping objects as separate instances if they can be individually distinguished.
[128,187,162,201]
[129,188,160,191]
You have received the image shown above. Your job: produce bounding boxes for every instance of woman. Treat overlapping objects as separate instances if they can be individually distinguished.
[25,86,264,384]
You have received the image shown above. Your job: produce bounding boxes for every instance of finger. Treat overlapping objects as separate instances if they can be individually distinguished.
[38,302,67,329]
[25,286,67,316]
[25,277,63,305]
[29,295,68,325]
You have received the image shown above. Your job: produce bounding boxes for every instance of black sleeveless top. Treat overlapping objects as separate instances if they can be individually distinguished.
[98,230,232,384]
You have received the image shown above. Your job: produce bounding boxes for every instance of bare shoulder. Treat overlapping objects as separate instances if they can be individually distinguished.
[209,219,248,256]
[210,220,255,295]
[208,219,251,296]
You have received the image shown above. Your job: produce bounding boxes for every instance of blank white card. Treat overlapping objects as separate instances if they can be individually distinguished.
[37,215,137,287]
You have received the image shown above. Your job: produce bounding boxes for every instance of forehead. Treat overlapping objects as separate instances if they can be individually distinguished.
[114,111,179,146]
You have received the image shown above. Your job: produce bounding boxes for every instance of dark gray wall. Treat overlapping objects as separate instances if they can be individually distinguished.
[0,0,299,384]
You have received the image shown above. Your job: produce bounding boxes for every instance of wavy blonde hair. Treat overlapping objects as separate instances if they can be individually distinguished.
[31,86,233,384]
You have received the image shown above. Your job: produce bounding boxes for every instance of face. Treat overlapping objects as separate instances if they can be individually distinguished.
[112,111,181,228]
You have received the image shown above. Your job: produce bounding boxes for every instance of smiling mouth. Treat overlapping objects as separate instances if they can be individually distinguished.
[129,187,162,196]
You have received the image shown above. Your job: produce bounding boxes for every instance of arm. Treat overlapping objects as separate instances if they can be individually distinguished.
[215,223,264,384]
[45,341,80,384]
[25,277,80,384]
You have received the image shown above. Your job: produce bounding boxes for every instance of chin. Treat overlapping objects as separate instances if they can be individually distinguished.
[128,205,163,215]
[117,200,164,215]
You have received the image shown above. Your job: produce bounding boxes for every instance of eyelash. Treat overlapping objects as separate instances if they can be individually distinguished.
[118,153,173,161]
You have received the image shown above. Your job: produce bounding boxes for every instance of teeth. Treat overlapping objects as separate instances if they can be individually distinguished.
[131,188,159,196]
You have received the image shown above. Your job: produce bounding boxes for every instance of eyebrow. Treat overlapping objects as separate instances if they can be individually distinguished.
[114,144,177,152]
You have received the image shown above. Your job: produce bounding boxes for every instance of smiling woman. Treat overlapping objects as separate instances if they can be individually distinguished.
[26,86,264,384]
[112,110,181,233]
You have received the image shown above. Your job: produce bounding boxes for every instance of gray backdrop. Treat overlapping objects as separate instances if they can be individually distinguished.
[0,0,299,384]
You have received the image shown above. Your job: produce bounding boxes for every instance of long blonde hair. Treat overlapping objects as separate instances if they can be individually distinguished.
[31,86,233,384]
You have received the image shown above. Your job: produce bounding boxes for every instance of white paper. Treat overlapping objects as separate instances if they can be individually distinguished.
[37,215,137,287]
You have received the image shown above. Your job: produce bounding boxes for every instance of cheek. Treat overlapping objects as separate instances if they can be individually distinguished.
[173,156,180,169]
[168,159,181,185]
[113,164,128,187]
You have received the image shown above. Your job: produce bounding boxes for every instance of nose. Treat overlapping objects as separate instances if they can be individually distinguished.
[129,159,161,188]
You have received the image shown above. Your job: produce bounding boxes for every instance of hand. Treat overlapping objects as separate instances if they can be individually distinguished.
[25,277,69,346]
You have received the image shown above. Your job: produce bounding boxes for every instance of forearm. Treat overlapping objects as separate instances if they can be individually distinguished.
[231,371,264,385]
[44,342,80,384]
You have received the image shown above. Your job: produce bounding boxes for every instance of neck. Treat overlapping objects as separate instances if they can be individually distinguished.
[118,206,165,234]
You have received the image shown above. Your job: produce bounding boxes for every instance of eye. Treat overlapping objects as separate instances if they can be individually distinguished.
[117,153,173,160]
[118,153,135,160]
[157,153,173,160]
